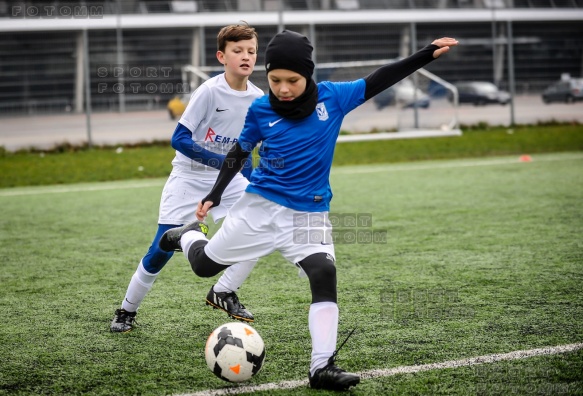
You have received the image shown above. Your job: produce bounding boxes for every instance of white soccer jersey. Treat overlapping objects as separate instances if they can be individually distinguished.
[172,73,263,179]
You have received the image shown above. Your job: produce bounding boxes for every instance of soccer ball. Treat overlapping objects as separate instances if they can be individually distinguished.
[205,322,266,382]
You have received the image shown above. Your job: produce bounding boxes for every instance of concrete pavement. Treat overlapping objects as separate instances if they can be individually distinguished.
[1,95,582,151]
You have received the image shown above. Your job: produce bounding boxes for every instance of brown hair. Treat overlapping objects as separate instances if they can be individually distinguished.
[217,22,258,52]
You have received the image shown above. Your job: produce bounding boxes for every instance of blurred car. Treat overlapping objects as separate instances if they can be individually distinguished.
[542,77,583,104]
[167,94,189,119]
[374,79,430,110]
[373,86,396,109]
[448,81,510,106]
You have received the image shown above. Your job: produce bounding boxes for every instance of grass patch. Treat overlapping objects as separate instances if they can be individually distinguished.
[333,123,583,165]
[1,123,582,188]
[0,144,175,188]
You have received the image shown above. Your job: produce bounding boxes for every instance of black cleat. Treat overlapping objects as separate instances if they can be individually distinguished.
[205,286,254,323]
[309,328,360,391]
[309,361,360,391]
[159,221,209,252]
[110,309,137,333]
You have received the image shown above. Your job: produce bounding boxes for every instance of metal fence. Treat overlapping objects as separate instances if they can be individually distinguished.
[0,1,582,116]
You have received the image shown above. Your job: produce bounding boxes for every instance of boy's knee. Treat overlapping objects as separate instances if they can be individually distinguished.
[192,265,214,278]
[298,253,337,303]
[187,240,228,277]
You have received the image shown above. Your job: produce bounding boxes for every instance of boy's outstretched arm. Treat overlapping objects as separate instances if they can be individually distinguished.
[363,37,458,100]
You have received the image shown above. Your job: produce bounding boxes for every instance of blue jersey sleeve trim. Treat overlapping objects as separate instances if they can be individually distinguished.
[170,122,225,170]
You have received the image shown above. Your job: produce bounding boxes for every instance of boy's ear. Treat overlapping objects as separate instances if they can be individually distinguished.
[216,50,226,64]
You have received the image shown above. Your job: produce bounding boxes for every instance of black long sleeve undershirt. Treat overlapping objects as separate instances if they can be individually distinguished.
[363,44,439,101]
[201,141,250,208]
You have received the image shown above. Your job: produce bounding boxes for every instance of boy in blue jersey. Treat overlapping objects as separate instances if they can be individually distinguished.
[160,30,458,390]
[110,23,263,333]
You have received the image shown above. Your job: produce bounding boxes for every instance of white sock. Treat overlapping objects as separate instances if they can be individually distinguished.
[121,261,159,312]
[309,301,339,376]
[213,260,257,293]
[180,230,209,259]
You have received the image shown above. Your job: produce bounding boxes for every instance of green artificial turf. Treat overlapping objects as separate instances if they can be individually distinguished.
[1,152,581,395]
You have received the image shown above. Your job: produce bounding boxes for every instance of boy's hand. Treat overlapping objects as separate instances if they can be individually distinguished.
[196,200,214,221]
[431,37,459,58]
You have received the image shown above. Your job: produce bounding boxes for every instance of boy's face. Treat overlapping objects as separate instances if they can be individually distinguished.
[267,70,307,101]
[217,39,258,78]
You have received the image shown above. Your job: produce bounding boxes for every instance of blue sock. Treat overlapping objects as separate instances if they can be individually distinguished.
[142,224,180,273]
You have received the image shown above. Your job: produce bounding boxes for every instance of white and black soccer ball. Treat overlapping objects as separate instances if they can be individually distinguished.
[205,322,266,382]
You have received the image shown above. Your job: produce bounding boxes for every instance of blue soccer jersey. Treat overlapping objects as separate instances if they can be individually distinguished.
[238,79,366,212]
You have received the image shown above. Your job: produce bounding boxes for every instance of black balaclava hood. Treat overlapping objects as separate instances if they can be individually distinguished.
[265,30,314,81]
[265,30,318,120]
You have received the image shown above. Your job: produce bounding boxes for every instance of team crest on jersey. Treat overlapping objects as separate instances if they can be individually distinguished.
[316,102,328,121]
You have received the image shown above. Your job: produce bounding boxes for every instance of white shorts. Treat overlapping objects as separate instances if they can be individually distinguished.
[204,192,335,266]
[158,173,249,225]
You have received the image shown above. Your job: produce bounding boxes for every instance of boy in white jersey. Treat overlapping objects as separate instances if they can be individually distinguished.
[160,31,457,390]
[110,23,264,332]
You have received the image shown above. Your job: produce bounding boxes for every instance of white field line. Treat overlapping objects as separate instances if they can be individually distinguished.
[332,152,583,175]
[0,180,164,197]
[1,153,582,198]
[177,342,583,396]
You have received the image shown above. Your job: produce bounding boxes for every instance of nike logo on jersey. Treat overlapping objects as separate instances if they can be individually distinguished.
[269,118,283,127]
[215,108,228,112]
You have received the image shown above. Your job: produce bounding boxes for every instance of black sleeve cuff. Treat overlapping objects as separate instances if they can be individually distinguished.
[202,142,252,207]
